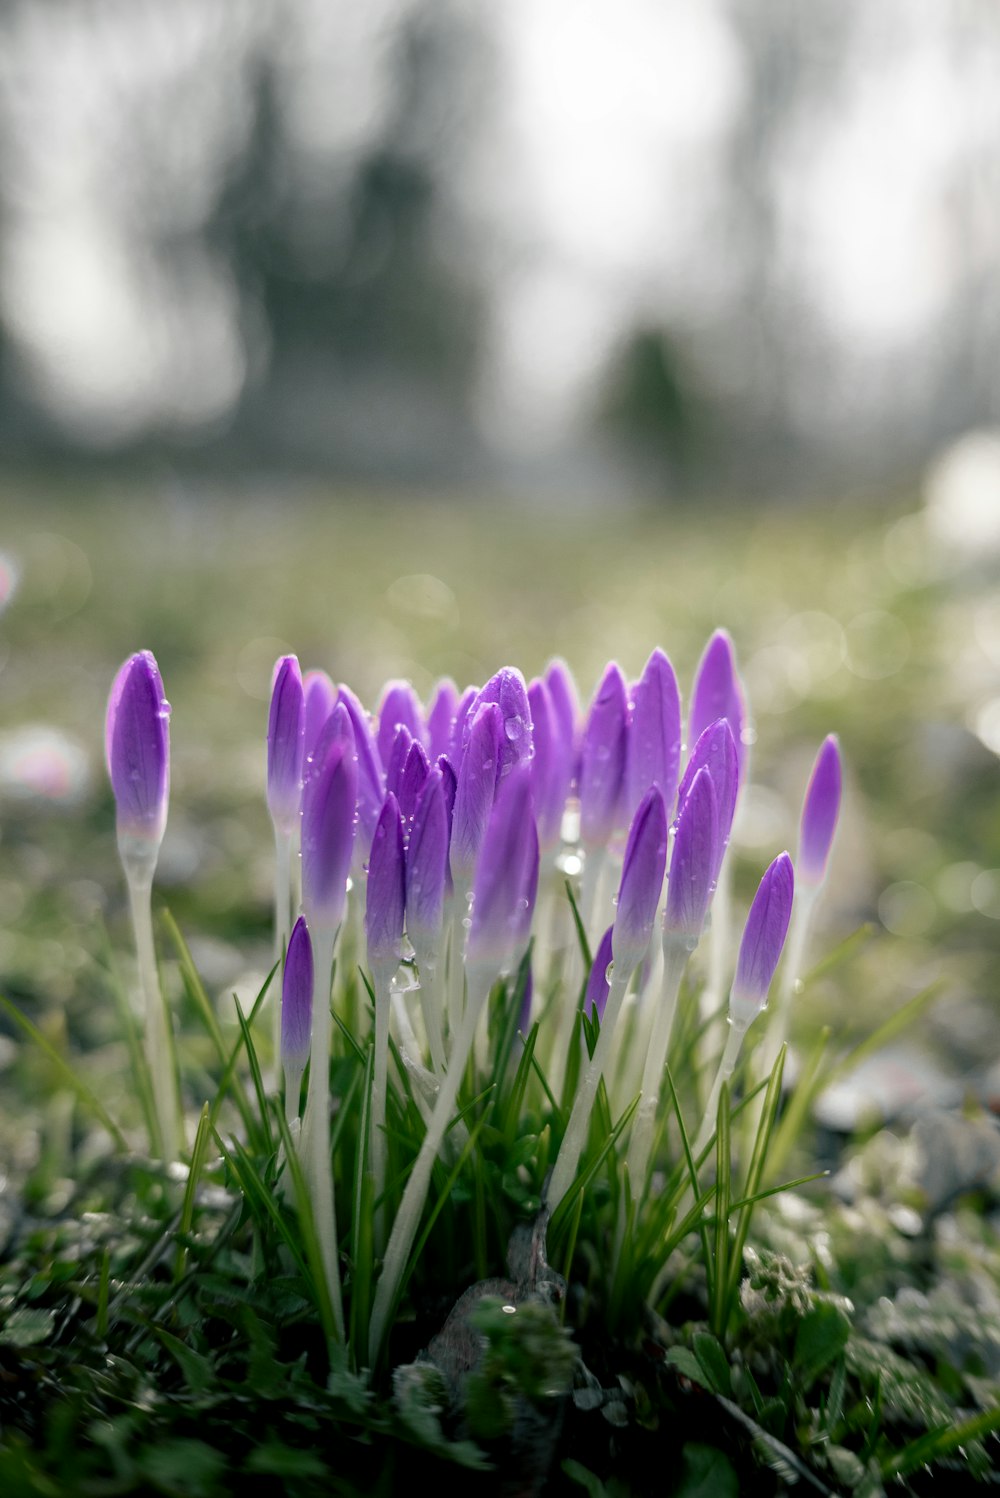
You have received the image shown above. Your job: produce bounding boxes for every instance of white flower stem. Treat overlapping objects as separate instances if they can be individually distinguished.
[692,1018,748,1160]
[702,848,732,1020]
[371,965,392,1255]
[299,921,345,1341]
[547,968,631,1213]
[414,949,446,1074]
[624,938,690,1194]
[127,869,182,1162]
[272,825,293,1059]
[368,973,490,1365]
[446,889,468,1039]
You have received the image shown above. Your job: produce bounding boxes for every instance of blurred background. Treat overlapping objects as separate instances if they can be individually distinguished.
[2,0,1000,1143]
[1,0,999,497]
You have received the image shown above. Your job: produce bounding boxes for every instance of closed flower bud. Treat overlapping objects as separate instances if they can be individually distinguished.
[467,765,537,978]
[106,650,171,866]
[612,787,668,976]
[730,852,795,1028]
[377,680,426,768]
[799,735,842,888]
[267,656,304,837]
[689,629,747,783]
[579,662,628,847]
[664,767,719,943]
[366,794,405,990]
[301,737,357,933]
[451,702,503,885]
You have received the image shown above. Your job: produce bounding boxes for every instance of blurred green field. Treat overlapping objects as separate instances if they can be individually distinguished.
[1,480,999,1148]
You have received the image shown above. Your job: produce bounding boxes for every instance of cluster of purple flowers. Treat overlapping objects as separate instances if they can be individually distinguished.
[106,634,842,1354]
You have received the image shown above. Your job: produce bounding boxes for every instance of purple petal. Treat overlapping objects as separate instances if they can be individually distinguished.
[624,648,682,825]
[267,656,305,832]
[301,737,357,931]
[377,681,426,768]
[366,793,405,979]
[282,915,313,1067]
[544,659,579,758]
[676,718,738,884]
[384,723,413,799]
[579,662,628,846]
[450,685,479,761]
[427,678,459,761]
[799,735,842,887]
[689,629,747,783]
[584,925,615,1021]
[303,670,338,762]
[527,677,560,850]
[437,753,457,893]
[731,852,795,1026]
[466,667,533,780]
[451,702,503,884]
[467,765,537,976]
[612,787,668,974]
[406,769,450,948]
[397,739,431,827]
[106,650,170,846]
[664,767,719,941]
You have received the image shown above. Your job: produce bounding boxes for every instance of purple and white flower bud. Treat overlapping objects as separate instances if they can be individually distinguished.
[384,723,413,800]
[337,684,385,858]
[377,680,426,768]
[426,678,459,762]
[106,650,171,867]
[451,702,504,886]
[798,735,842,888]
[579,662,628,847]
[729,852,795,1029]
[466,765,537,979]
[611,787,668,977]
[406,770,449,953]
[366,794,405,992]
[676,718,739,885]
[663,767,719,943]
[397,739,431,827]
[624,647,682,826]
[689,629,747,783]
[281,915,313,1108]
[301,737,357,934]
[450,684,479,761]
[267,656,305,837]
[467,667,533,780]
[303,669,337,765]
[584,925,615,1021]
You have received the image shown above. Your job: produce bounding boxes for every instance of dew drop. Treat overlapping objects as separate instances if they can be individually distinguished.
[604,961,615,983]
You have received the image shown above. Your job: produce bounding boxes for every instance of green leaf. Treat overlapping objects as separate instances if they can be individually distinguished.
[244,1444,328,1479]
[693,1332,732,1397]
[676,1443,738,1498]
[0,1307,55,1348]
[666,1346,708,1386]
[793,1303,851,1388]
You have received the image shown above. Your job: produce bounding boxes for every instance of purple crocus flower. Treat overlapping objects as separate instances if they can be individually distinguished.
[611,787,668,975]
[106,650,171,855]
[436,753,457,892]
[527,677,558,850]
[426,678,459,762]
[366,794,405,990]
[624,647,682,826]
[303,670,338,764]
[384,723,413,800]
[337,684,385,857]
[451,701,504,886]
[450,685,479,762]
[397,739,431,826]
[267,656,305,836]
[730,852,795,1028]
[663,767,719,943]
[377,680,426,768]
[466,765,537,978]
[300,737,358,933]
[689,629,747,783]
[281,915,313,1104]
[579,662,628,847]
[466,667,533,780]
[544,659,579,767]
[798,735,842,888]
[676,718,738,885]
[406,769,449,951]
[584,925,615,1021]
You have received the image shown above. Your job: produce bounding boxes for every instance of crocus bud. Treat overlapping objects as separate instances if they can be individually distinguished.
[451,702,503,885]
[611,787,668,976]
[377,681,426,768]
[798,735,842,888]
[579,662,628,847]
[301,737,357,933]
[624,647,682,825]
[437,753,457,892]
[282,915,313,1105]
[729,852,795,1029]
[467,667,533,780]
[676,718,738,885]
[366,794,405,991]
[106,650,171,867]
[406,770,449,953]
[303,670,338,763]
[663,767,719,943]
[544,658,579,762]
[689,629,747,783]
[267,656,305,837]
[338,684,386,858]
[584,925,615,1021]
[384,723,413,800]
[427,678,459,762]
[450,684,479,761]
[527,677,559,851]
[467,766,537,978]
[397,739,431,826]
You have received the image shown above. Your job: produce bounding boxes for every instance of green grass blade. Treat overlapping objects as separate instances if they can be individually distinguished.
[880,1405,1000,1481]
[0,993,129,1152]
[174,1101,214,1280]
